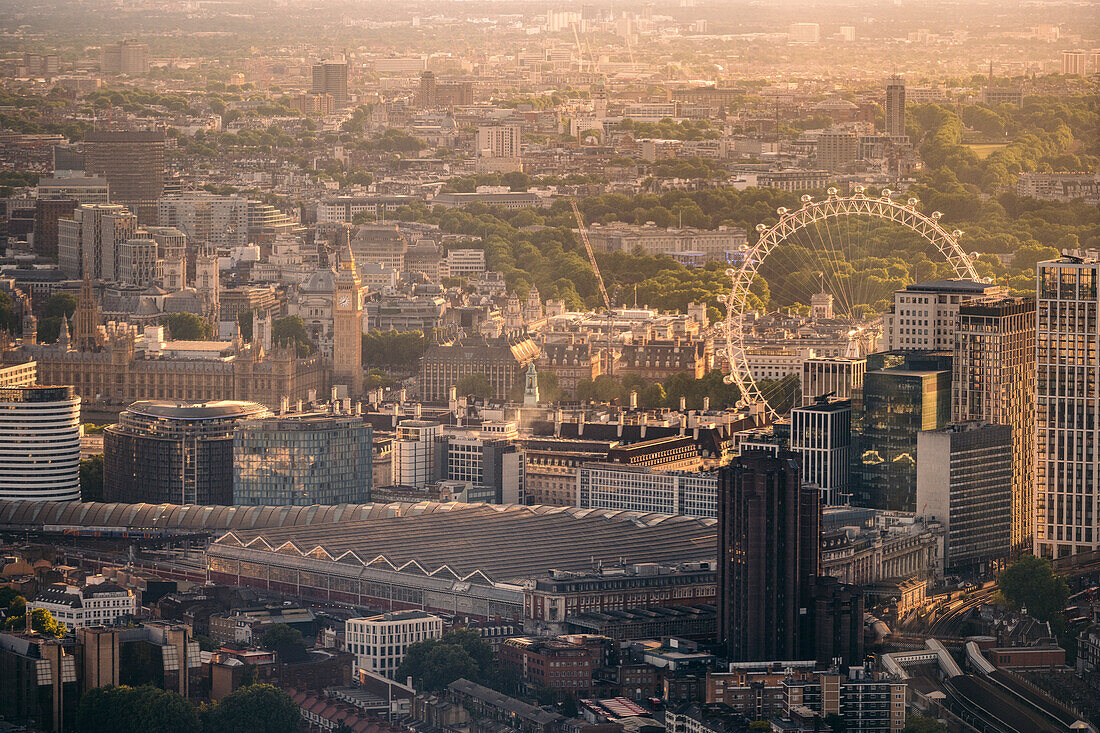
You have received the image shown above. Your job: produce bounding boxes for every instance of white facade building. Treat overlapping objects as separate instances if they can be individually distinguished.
[345,611,442,678]
[57,204,137,280]
[443,248,487,277]
[36,176,110,205]
[358,262,399,292]
[316,196,415,224]
[881,280,1005,352]
[476,126,521,158]
[157,192,249,249]
[801,357,866,406]
[0,385,81,502]
[586,222,747,261]
[577,463,718,518]
[117,237,161,286]
[1036,253,1100,557]
[788,22,820,43]
[790,398,852,506]
[392,420,441,488]
[745,347,815,382]
[29,580,137,630]
[438,423,524,505]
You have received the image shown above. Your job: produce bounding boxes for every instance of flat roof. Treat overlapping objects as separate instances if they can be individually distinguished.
[124,400,268,420]
[904,279,999,293]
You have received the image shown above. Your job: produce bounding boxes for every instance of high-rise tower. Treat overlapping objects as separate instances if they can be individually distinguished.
[312,58,349,109]
[885,75,906,137]
[83,130,166,223]
[333,233,363,397]
[1036,253,1100,558]
[717,450,820,661]
[952,296,1035,554]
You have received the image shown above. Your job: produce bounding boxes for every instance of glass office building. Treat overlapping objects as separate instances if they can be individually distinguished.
[104,400,269,505]
[234,412,372,506]
[853,352,951,512]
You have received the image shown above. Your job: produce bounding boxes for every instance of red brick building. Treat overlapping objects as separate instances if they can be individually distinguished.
[500,637,598,696]
[986,646,1065,669]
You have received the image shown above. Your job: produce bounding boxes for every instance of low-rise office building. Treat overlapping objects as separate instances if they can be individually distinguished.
[345,611,442,678]
[577,464,718,517]
[28,581,137,630]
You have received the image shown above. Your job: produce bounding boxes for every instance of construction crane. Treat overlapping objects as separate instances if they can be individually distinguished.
[571,198,617,378]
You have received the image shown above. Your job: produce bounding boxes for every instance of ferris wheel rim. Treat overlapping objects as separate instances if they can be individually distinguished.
[722,190,982,419]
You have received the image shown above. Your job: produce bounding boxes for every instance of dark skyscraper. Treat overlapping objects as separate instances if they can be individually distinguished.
[312,58,349,109]
[717,450,820,661]
[718,450,865,666]
[854,351,952,512]
[419,70,437,107]
[885,75,906,137]
[34,197,77,260]
[83,130,166,224]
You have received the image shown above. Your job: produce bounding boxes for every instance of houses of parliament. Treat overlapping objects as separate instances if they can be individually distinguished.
[1,277,331,411]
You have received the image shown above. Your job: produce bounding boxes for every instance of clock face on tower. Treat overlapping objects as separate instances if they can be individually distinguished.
[338,294,352,309]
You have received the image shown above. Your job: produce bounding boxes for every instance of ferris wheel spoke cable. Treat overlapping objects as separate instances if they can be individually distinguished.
[724,189,981,419]
[816,213,856,316]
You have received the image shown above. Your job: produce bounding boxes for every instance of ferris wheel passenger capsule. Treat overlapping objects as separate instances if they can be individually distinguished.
[881,188,892,197]
[827,187,838,196]
[908,197,919,206]
[953,230,963,237]
[756,223,767,232]
[800,194,812,203]
[776,207,787,215]
[854,185,865,193]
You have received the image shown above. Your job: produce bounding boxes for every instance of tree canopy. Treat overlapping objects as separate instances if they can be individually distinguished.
[455,373,492,399]
[902,716,948,733]
[161,312,213,341]
[38,292,78,343]
[997,554,1070,628]
[382,94,1097,317]
[205,683,300,733]
[362,329,427,371]
[271,315,316,356]
[260,623,308,662]
[80,455,104,502]
[396,627,495,691]
[0,587,26,618]
[77,685,201,733]
[3,607,64,637]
